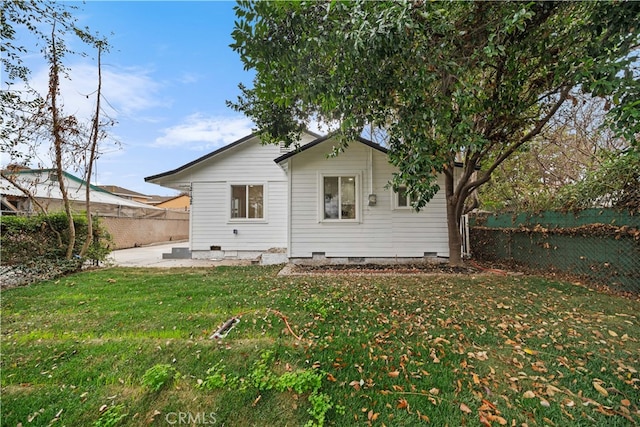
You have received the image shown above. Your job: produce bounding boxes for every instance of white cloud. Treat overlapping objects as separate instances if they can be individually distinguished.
[154,114,253,150]
[178,72,199,84]
[27,62,165,121]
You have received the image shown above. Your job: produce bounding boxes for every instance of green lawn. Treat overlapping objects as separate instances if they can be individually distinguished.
[2,266,638,426]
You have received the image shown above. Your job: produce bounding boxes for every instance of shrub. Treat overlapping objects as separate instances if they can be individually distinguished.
[0,212,112,286]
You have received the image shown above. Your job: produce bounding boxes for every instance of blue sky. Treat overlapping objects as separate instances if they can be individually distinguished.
[10,1,257,195]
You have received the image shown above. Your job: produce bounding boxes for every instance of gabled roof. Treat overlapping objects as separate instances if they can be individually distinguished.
[274,134,469,169]
[145,129,323,183]
[99,185,151,199]
[145,133,259,182]
[274,134,388,164]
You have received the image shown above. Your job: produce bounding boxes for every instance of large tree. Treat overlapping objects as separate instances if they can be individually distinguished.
[2,1,112,259]
[229,1,640,265]
[479,95,631,212]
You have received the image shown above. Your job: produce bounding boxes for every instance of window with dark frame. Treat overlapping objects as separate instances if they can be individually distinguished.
[396,186,417,209]
[230,184,263,219]
[323,176,356,220]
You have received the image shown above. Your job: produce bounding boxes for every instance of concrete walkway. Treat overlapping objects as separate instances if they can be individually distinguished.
[108,242,251,268]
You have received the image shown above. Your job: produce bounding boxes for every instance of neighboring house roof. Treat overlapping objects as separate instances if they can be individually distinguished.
[0,169,156,209]
[99,185,152,200]
[146,195,176,205]
[145,129,323,183]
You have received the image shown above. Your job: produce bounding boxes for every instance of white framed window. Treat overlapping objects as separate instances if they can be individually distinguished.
[395,186,417,210]
[230,184,264,220]
[321,174,359,221]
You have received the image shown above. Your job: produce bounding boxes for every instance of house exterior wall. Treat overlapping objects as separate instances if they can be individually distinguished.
[183,138,289,256]
[287,140,450,259]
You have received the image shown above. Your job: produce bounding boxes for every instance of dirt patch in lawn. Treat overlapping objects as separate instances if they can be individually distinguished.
[280,262,481,276]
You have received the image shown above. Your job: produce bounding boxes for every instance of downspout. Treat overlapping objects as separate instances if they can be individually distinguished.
[286,159,292,258]
[369,148,374,196]
[189,183,193,251]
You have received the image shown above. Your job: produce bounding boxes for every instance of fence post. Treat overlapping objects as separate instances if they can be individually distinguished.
[460,214,470,258]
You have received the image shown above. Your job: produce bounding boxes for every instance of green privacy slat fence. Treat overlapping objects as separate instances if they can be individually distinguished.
[469,209,640,293]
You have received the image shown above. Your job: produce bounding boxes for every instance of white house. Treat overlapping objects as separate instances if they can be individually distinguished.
[145,132,452,264]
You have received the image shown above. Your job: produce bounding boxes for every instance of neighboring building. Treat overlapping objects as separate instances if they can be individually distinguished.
[1,169,190,249]
[153,194,190,211]
[1,169,155,215]
[145,132,454,264]
[97,187,189,210]
[98,185,153,204]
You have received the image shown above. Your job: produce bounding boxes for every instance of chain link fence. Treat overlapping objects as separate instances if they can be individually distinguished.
[470,209,640,293]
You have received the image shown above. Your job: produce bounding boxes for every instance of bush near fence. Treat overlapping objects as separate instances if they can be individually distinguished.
[469,209,640,293]
[1,213,112,287]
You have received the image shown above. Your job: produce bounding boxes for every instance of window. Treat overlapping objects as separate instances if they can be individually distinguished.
[396,186,417,209]
[231,184,263,219]
[323,176,357,220]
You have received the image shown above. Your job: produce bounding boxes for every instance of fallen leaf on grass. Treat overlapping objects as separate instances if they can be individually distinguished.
[349,380,362,391]
[397,398,409,410]
[460,403,472,414]
[593,381,609,397]
[472,372,480,384]
[252,395,261,407]
[546,385,561,396]
[486,413,508,425]
[523,390,536,399]
[388,370,400,378]
[416,410,430,422]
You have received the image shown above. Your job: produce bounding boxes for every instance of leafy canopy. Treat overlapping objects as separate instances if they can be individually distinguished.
[230,1,639,207]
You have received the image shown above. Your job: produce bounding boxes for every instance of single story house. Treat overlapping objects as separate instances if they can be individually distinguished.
[145,132,454,264]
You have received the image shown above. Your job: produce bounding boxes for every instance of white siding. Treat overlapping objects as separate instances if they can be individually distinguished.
[177,138,288,252]
[289,140,450,258]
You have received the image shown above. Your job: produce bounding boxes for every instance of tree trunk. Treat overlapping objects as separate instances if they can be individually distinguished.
[446,196,463,267]
[48,24,75,260]
[80,45,103,257]
[444,168,464,266]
